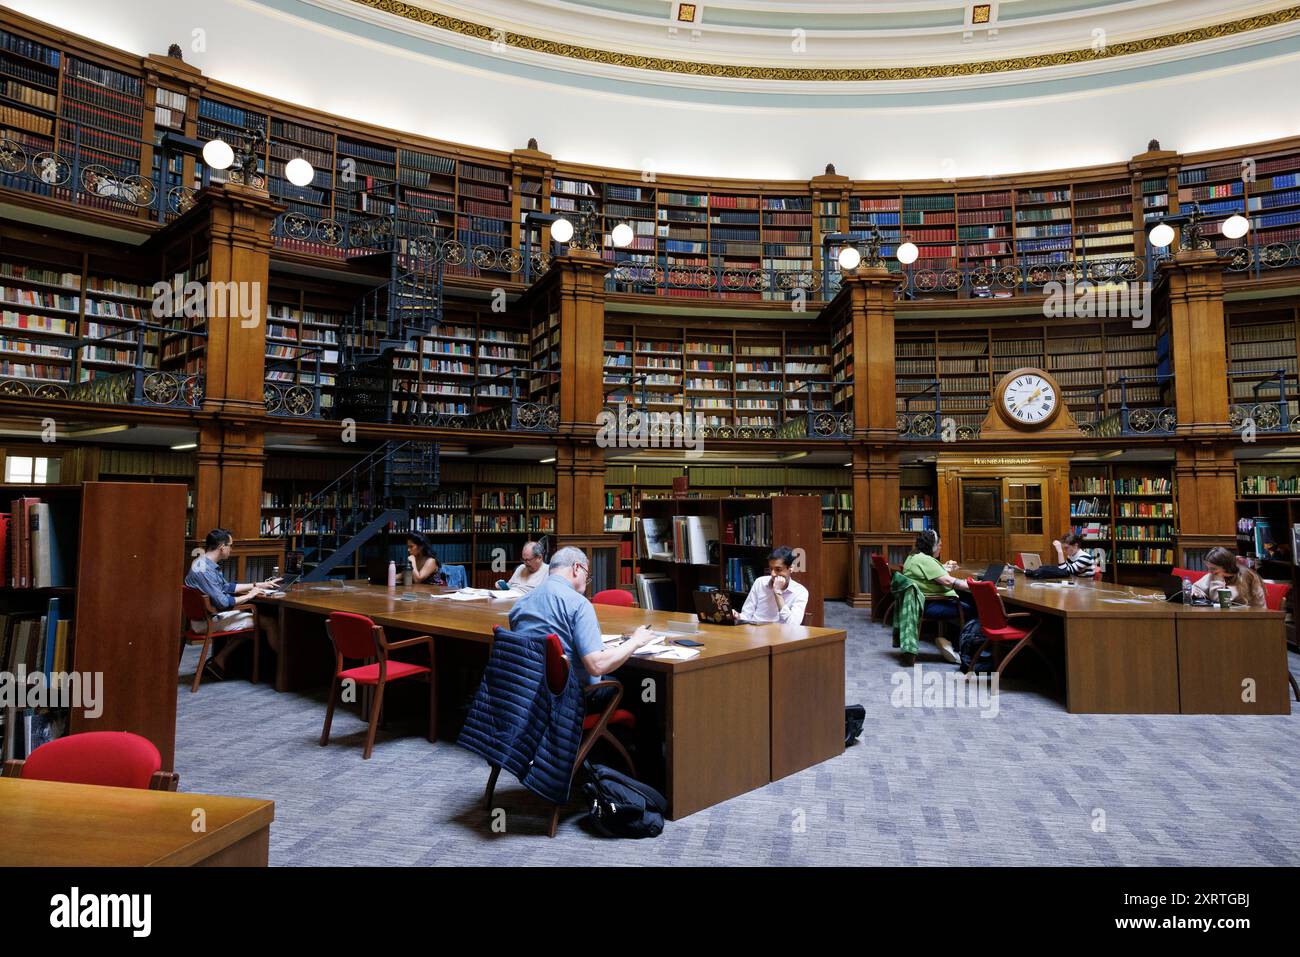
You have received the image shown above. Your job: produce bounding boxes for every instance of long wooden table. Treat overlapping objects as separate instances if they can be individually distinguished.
[258,583,846,818]
[954,568,1291,714]
[0,777,273,866]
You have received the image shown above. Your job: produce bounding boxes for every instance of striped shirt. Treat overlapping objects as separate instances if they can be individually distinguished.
[1062,548,1096,577]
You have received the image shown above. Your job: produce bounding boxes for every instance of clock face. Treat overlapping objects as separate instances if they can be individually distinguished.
[1001,372,1058,427]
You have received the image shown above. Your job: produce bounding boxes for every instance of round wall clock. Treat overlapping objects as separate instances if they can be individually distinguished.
[994,367,1063,430]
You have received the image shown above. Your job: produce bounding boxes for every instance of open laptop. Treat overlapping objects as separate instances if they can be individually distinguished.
[975,562,1006,583]
[1018,552,1042,572]
[1162,573,1211,604]
[693,589,735,625]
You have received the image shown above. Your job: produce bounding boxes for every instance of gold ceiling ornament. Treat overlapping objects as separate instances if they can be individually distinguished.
[353,1,1300,81]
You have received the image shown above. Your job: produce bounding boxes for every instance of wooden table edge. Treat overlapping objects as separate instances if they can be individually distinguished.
[150,800,276,867]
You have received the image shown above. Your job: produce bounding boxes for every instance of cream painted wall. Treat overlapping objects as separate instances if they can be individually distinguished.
[12,0,1300,180]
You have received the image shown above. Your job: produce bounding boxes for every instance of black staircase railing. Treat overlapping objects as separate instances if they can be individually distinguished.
[268,440,439,581]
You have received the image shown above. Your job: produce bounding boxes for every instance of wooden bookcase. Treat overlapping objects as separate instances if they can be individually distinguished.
[1068,463,1177,584]
[636,494,824,626]
[899,463,936,533]
[0,481,185,769]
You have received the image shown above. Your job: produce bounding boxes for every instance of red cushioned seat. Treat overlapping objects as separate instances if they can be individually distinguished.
[965,579,1058,688]
[20,731,162,790]
[584,708,636,731]
[338,660,431,685]
[592,589,635,607]
[181,585,260,693]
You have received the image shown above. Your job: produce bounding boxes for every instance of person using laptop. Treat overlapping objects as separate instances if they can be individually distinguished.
[732,546,808,626]
[1191,546,1266,607]
[1051,532,1096,577]
[902,530,977,664]
[185,528,280,678]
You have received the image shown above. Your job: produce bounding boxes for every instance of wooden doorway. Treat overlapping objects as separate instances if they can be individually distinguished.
[936,454,1070,565]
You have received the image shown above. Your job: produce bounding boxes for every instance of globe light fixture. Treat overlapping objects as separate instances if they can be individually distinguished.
[202,138,234,171]
[896,241,920,265]
[1221,213,1250,240]
[1148,222,1176,248]
[837,245,862,271]
[550,217,574,243]
[285,157,315,187]
[611,222,635,248]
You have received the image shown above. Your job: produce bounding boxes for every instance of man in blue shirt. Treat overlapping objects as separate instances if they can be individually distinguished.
[185,528,280,678]
[508,546,653,693]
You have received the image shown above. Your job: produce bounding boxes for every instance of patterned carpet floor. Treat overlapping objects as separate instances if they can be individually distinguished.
[175,603,1300,866]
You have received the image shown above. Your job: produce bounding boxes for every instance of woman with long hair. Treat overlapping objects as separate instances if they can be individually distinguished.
[1192,546,1265,607]
[901,529,978,664]
[405,533,445,585]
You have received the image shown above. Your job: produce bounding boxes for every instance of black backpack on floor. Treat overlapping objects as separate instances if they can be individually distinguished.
[581,764,668,838]
[845,704,865,745]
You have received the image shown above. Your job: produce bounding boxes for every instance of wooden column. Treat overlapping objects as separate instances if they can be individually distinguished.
[550,249,609,436]
[193,419,265,542]
[1175,441,1238,565]
[839,264,903,443]
[848,444,906,608]
[1162,249,1230,435]
[197,182,278,418]
[554,441,606,537]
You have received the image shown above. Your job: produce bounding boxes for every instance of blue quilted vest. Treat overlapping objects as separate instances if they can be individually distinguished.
[457,625,585,805]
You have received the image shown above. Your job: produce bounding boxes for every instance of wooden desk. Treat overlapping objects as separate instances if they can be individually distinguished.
[954,569,1290,715]
[259,583,846,818]
[1175,605,1291,714]
[0,778,273,866]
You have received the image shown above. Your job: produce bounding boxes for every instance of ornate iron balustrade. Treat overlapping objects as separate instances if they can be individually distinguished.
[1227,368,1291,435]
[1221,240,1300,277]
[895,381,981,440]
[265,343,324,418]
[1,125,199,223]
[391,367,561,433]
[1080,374,1175,437]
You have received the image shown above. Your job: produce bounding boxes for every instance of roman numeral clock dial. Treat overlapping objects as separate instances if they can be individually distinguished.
[996,369,1061,429]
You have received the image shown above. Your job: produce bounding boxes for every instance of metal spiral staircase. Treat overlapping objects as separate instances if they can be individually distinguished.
[336,195,447,424]
[276,440,440,581]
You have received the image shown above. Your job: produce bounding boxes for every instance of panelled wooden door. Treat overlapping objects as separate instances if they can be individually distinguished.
[958,480,1004,562]
[1004,478,1050,562]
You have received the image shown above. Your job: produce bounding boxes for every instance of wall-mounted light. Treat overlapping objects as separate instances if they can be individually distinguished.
[550,218,574,243]
[285,157,315,187]
[540,456,556,464]
[170,442,198,451]
[1221,213,1250,240]
[1147,222,1176,249]
[611,222,635,248]
[201,138,234,170]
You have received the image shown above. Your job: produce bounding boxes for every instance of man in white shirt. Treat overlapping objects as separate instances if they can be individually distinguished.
[733,546,808,626]
[504,541,549,592]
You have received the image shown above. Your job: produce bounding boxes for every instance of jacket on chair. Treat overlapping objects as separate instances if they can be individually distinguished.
[890,572,925,655]
[457,626,585,805]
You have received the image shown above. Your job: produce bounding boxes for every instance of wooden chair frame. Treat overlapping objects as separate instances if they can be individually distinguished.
[180,587,259,693]
[3,758,179,791]
[320,618,436,760]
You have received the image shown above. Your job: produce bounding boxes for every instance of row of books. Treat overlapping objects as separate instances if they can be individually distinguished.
[1239,474,1300,495]
[4,498,71,589]
[0,601,71,761]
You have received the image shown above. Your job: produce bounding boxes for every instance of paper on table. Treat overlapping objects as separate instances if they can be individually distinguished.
[632,642,673,656]
[654,646,700,661]
[492,588,526,599]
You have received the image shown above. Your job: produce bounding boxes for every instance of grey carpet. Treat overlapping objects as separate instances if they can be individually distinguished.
[175,603,1300,866]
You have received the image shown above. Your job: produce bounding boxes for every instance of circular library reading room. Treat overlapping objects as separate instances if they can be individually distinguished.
[0,0,1296,906]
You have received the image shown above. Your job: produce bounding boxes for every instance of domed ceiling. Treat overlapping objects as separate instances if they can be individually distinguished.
[20,0,1300,179]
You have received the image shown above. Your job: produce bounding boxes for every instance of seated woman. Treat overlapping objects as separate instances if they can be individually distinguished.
[901,530,977,665]
[1192,546,1266,607]
[1051,532,1096,577]
[406,533,447,585]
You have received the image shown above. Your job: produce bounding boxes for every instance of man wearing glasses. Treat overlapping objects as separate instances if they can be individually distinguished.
[500,540,548,593]
[508,546,654,697]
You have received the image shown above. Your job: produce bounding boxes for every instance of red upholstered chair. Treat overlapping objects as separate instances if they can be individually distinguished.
[320,611,435,760]
[871,555,895,625]
[1171,567,1200,586]
[1,731,177,790]
[966,579,1057,686]
[181,586,258,693]
[592,589,636,607]
[484,628,636,838]
[1262,581,1300,702]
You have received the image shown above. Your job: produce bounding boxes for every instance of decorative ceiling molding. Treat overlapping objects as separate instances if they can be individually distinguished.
[344,0,1300,80]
